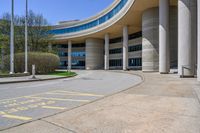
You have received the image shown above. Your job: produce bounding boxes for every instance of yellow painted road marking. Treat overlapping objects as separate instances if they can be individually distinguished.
[42,106,66,110]
[0,111,6,115]
[46,92,103,97]
[25,96,90,103]
[1,114,32,121]
[0,90,103,103]
[0,96,26,103]
[0,92,48,103]
[53,90,104,97]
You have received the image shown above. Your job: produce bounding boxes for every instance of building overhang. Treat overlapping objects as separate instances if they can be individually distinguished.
[52,0,177,44]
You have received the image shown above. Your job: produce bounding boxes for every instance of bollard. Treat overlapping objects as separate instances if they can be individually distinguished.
[32,64,36,79]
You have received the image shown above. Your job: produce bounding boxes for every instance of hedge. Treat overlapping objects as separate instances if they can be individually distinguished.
[3,52,60,74]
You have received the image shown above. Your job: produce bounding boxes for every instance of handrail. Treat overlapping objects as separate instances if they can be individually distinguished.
[181,65,194,78]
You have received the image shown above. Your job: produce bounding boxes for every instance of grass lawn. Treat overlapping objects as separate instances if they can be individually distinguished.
[0,70,30,78]
[48,71,77,77]
[0,70,8,75]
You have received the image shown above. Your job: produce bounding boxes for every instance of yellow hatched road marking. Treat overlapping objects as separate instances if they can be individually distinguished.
[0,96,27,103]
[46,92,103,97]
[42,106,66,110]
[1,114,32,121]
[0,111,6,115]
[25,96,90,102]
[0,90,103,103]
[0,92,51,103]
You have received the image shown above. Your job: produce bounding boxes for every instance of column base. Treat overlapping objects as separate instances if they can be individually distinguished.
[180,75,195,78]
[9,72,15,75]
[160,72,169,74]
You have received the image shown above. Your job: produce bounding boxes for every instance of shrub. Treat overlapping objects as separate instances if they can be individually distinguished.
[3,52,60,74]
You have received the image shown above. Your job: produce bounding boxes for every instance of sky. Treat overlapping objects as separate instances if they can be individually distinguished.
[0,0,114,25]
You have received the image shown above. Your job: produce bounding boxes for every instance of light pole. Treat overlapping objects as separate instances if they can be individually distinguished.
[10,0,14,74]
[24,0,28,73]
[198,0,200,81]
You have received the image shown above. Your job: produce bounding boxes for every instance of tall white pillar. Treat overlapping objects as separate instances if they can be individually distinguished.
[123,26,128,70]
[198,0,200,81]
[68,40,72,70]
[10,0,14,74]
[104,34,109,70]
[159,0,170,74]
[178,0,194,77]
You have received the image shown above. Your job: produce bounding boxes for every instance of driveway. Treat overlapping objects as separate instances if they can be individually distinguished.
[0,70,142,131]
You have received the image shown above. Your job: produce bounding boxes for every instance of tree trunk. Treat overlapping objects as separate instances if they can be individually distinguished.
[1,45,5,69]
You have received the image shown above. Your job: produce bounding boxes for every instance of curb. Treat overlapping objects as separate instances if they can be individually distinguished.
[0,74,77,85]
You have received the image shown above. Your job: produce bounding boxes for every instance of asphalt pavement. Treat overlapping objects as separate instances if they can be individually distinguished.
[0,70,142,131]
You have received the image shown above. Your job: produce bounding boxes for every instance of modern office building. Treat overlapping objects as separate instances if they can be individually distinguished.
[50,0,200,81]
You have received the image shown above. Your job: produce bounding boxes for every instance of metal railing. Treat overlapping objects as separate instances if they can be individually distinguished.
[181,65,195,78]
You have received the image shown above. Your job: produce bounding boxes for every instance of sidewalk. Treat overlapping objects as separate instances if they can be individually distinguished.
[2,71,200,133]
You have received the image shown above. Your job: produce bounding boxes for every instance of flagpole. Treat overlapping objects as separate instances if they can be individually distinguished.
[24,0,28,73]
[10,0,14,74]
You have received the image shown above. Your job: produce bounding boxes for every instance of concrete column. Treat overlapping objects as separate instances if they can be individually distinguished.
[86,38,104,70]
[159,0,170,74]
[104,34,109,70]
[178,0,195,77]
[123,26,128,70]
[198,0,200,81]
[142,8,159,72]
[68,40,72,70]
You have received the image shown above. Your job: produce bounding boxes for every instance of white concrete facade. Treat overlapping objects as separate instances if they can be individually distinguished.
[159,0,170,74]
[142,8,159,72]
[123,26,128,71]
[52,0,199,81]
[68,40,72,70]
[85,38,104,70]
[198,0,200,81]
[178,0,196,77]
[104,34,110,70]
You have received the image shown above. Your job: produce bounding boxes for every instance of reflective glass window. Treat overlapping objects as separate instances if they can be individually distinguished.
[50,0,128,34]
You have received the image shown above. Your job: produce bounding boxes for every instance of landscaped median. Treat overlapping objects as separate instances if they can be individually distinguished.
[0,71,77,84]
[48,71,77,77]
[0,52,77,84]
[0,70,30,78]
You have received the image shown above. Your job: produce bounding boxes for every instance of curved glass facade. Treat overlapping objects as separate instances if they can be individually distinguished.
[50,0,128,35]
